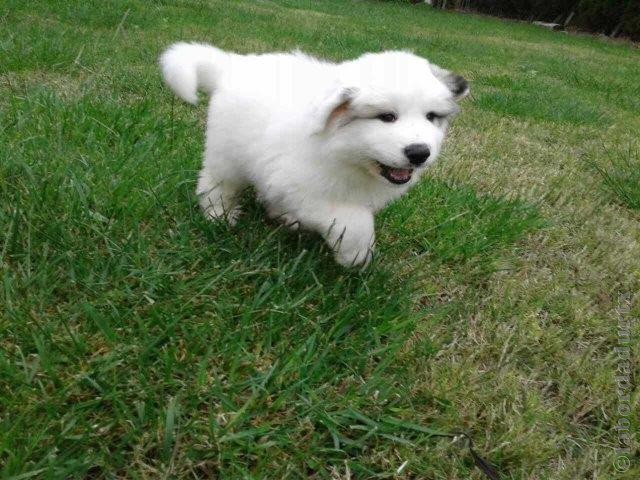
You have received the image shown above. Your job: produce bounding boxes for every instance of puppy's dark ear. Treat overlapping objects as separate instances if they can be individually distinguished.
[316,87,358,132]
[430,64,470,100]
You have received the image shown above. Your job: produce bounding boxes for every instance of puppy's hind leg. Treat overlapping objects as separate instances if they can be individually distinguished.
[265,205,301,231]
[196,160,245,225]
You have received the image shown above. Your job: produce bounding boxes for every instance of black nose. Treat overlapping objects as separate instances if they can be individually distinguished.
[404,143,431,166]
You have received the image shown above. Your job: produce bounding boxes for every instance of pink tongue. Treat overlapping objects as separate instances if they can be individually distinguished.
[388,168,412,181]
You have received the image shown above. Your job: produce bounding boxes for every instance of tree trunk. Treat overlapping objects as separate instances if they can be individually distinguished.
[610,20,624,37]
[564,10,575,27]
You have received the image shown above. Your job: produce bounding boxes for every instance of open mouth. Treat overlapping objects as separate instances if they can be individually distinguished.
[377,162,413,185]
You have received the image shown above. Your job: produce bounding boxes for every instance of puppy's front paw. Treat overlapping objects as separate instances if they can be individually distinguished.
[335,245,374,269]
[309,204,375,269]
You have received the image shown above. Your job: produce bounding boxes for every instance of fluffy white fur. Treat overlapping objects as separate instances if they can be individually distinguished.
[160,43,469,267]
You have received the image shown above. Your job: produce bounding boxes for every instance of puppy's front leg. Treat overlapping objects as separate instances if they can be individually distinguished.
[304,204,375,268]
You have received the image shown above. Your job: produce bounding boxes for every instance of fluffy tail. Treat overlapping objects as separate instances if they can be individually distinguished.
[159,42,228,104]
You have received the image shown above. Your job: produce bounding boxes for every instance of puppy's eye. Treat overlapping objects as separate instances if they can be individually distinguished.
[426,112,443,122]
[377,113,397,123]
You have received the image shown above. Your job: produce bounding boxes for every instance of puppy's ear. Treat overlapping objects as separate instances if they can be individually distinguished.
[315,87,358,133]
[430,64,470,100]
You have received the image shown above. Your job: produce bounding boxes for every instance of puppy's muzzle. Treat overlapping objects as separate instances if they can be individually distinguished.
[404,143,431,166]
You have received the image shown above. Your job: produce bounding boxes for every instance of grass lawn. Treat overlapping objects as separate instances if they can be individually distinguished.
[1,0,639,478]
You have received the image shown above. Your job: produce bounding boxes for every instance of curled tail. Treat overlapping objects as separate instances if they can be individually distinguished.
[159,42,228,104]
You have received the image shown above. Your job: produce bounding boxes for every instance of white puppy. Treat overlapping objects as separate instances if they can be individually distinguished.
[160,43,468,267]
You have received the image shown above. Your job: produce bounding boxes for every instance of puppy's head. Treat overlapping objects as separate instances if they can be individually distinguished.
[320,51,469,186]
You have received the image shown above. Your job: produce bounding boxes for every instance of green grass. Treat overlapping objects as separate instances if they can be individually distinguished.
[1,1,639,478]
[590,146,640,210]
